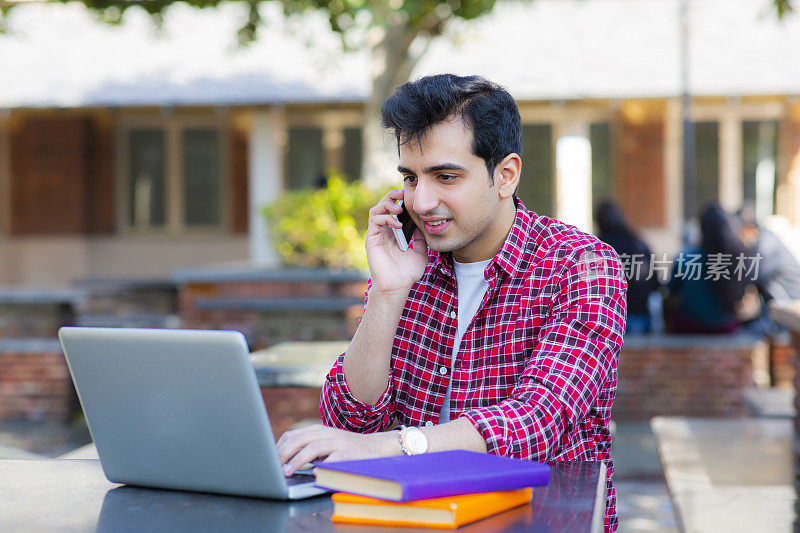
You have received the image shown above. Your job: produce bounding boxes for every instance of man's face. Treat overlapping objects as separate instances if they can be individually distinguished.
[398,118,504,263]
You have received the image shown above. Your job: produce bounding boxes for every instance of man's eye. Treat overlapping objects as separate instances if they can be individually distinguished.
[439,174,457,181]
[403,175,417,184]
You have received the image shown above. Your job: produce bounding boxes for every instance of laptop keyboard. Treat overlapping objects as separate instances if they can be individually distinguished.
[286,472,316,486]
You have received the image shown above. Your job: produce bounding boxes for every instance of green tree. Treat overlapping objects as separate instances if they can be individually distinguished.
[774,0,795,17]
[263,173,384,270]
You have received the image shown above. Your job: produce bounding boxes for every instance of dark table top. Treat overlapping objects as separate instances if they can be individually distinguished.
[0,459,605,532]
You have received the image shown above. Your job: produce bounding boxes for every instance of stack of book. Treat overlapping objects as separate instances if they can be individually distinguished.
[313,450,550,529]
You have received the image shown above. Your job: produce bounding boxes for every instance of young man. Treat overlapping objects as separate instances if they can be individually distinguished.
[277,74,627,531]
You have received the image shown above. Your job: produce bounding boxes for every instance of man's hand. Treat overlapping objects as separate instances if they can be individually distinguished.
[276,424,399,476]
[366,189,428,295]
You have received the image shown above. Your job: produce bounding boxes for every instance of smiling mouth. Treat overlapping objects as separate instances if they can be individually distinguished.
[423,219,451,235]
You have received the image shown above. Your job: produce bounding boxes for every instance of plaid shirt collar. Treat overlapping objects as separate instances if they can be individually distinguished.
[427,197,536,280]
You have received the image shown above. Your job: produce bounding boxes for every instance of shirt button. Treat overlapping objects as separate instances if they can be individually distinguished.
[425,421,434,427]
[450,311,456,319]
[439,366,448,375]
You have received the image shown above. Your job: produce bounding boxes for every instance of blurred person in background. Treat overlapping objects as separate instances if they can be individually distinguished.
[664,203,758,334]
[595,200,660,334]
[736,202,800,303]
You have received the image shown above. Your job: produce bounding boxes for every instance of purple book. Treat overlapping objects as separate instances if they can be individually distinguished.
[313,450,550,502]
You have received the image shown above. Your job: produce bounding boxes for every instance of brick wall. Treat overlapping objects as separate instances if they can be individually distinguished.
[0,346,77,421]
[771,339,796,389]
[178,275,367,349]
[259,336,766,432]
[260,386,322,440]
[613,336,760,420]
[618,119,666,228]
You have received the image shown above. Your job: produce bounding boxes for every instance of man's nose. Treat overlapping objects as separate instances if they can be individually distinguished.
[411,179,439,215]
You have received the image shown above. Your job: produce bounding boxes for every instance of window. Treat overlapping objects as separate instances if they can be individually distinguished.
[342,127,363,182]
[684,121,720,219]
[128,130,166,229]
[742,120,778,218]
[183,129,222,227]
[286,127,324,189]
[590,122,614,207]
[517,124,554,217]
[123,118,226,232]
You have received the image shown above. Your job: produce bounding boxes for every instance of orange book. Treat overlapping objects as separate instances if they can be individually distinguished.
[330,487,533,529]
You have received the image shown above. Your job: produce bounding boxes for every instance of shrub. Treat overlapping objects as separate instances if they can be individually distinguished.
[262,173,384,271]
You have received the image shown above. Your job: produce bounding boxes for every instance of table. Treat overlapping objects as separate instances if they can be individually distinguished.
[0,459,606,532]
[249,341,348,387]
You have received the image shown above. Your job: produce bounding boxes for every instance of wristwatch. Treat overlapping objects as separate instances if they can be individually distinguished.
[399,425,429,455]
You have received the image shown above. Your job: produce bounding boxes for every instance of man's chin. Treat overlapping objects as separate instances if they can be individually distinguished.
[424,237,461,254]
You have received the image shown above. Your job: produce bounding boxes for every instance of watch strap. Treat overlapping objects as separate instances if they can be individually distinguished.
[398,425,411,455]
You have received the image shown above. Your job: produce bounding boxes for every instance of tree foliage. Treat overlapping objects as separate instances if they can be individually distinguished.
[262,173,384,270]
[0,0,498,46]
[0,0,794,42]
[773,0,794,18]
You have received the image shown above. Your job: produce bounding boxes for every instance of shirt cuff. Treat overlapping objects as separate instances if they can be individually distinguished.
[325,354,393,416]
[459,409,510,457]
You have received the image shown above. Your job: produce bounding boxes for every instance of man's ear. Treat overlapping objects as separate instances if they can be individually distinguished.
[495,153,521,199]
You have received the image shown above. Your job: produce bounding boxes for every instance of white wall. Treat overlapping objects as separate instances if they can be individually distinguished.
[249,109,285,265]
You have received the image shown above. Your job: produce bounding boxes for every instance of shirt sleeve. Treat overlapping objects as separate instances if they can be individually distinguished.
[319,281,397,433]
[460,244,628,460]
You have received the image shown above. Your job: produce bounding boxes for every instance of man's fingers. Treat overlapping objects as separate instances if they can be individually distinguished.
[283,440,332,476]
[368,200,402,222]
[380,199,403,214]
[276,424,323,465]
[323,450,345,463]
[410,227,427,251]
[369,214,402,229]
[369,191,403,216]
[381,189,404,203]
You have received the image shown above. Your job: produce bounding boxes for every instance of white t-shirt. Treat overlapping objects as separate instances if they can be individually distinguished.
[438,258,491,423]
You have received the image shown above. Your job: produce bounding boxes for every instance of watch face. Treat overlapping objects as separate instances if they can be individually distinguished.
[405,427,428,454]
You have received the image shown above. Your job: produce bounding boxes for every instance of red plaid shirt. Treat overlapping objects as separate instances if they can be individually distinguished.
[321,201,627,531]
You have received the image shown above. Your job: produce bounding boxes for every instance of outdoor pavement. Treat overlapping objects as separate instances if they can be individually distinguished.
[652,416,795,532]
[611,421,679,532]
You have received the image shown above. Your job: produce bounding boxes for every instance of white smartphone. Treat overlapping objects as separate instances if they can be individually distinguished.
[391,199,416,251]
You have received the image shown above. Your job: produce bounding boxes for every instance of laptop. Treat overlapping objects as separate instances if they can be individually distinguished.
[58,327,328,500]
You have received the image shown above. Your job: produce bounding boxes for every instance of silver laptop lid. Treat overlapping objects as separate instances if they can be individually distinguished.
[59,327,299,499]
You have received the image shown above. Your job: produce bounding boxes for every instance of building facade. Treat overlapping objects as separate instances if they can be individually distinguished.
[1,0,799,285]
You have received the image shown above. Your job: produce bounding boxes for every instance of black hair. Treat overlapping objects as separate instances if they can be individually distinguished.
[380,74,522,181]
[699,203,750,313]
[595,200,633,239]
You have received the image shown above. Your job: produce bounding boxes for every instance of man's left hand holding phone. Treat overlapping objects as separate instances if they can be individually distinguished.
[364,190,429,295]
[276,190,428,477]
